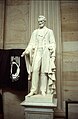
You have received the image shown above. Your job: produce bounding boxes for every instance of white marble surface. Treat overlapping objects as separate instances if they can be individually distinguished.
[21,94,57,108]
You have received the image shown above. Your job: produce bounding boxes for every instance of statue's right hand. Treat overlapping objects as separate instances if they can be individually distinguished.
[21,50,29,57]
[21,51,26,57]
[26,50,29,55]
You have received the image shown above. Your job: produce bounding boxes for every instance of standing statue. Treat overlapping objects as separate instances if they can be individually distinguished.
[21,15,56,97]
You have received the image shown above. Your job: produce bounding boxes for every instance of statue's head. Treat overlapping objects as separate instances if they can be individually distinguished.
[38,15,46,28]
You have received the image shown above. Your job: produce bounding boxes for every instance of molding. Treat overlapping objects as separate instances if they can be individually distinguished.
[54,109,65,119]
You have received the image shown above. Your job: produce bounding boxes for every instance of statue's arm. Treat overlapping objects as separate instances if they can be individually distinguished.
[48,30,56,57]
[21,31,35,57]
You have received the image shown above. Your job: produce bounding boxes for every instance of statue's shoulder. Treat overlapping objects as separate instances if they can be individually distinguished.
[45,27,53,32]
[32,29,38,34]
[48,28,53,32]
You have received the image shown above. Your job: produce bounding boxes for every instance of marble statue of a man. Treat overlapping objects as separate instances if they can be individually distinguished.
[21,15,56,97]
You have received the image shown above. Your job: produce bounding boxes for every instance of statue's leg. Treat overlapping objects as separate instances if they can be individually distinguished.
[30,72,39,94]
[28,51,42,96]
[40,73,47,96]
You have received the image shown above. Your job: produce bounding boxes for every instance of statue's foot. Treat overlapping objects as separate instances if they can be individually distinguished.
[41,91,46,96]
[26,92,35,97]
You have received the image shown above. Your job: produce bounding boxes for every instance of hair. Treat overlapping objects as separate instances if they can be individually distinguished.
[38,15,46,22]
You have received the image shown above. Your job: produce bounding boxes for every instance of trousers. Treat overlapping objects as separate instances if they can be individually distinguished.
[30,48,48,93]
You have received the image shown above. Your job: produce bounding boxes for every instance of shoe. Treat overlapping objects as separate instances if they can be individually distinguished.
[26,92,35,97]
[41,91,46,96]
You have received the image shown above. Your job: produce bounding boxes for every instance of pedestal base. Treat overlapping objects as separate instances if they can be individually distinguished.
[25,94,55,103]
[24,107,54,119]
[21,94,57,119]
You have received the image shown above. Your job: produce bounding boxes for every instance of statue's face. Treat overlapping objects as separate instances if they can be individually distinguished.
[38,18,45,28]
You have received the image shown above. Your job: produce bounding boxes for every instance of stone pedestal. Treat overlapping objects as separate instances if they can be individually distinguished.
[21,94,57,119]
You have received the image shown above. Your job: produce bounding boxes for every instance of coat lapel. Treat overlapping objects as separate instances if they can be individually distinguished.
[43,26,48,37]
[37,26,48,38]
